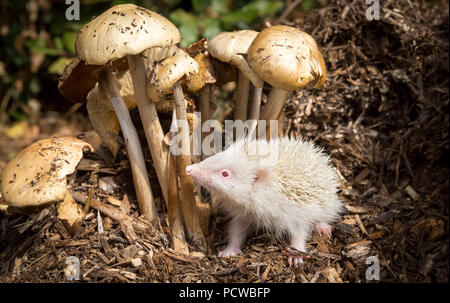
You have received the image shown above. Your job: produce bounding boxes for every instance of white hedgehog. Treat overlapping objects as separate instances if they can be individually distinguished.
[186,137,343,266]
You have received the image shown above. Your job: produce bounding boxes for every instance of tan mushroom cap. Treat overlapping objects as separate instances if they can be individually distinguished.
[184,52,216,93]
[0,137,93,208]
[75,4,180,66]
[147,50,199,102]
[248,25,326,91]
[208,30,263,87]
[208,30,258,62]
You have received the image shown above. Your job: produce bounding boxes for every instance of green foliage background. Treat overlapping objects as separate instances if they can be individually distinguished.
[0,0,321,123]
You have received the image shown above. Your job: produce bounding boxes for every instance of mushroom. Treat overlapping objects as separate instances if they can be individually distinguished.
[147,50,199,102]
[0,137,92,230]
[148,50,207,250]
[248,25,326,131]
[208,30,263,122]
[74,4,181,222]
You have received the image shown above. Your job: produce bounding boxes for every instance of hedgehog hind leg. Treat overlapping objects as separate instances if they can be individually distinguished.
[315,222,332,238]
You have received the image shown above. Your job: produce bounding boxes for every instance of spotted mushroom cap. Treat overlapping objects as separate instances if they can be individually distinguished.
[248,25,326,91]
[147,49,199,102]
[0,137,93,208]
[75,4,180,65]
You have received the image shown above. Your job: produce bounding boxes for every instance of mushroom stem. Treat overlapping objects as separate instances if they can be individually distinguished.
[234,71,250,122]
[127,54,169,205]
[260,87,290,121]
[172,82,207,251]
[199,84,210,147]
[199,84,211,124]
[278,110,285,138]
[167,144,189,254]
[249,86,263,120]
[100,69,157,222]
[230,54,263,88]
[248,86,263,137]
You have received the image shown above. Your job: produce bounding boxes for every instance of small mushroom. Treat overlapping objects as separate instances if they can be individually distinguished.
[147,50,199,102]
[248,25,326,131]
[0,137,92,221]
[208,30,263,122]
[149,50,206,250]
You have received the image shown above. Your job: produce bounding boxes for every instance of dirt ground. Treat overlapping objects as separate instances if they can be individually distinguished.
[0,0,448,282]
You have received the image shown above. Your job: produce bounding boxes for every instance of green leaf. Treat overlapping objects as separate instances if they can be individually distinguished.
[169,9,199,47]
[29,78,41,94]
[192,0,210,14]
[210,0,231,15]
[54,37,64,50]
[222,0,283,27]
[48,57,72,74]
[62,31,77,54]
[8,110,27,122]
[301,0,319,10]
[25,38,62,56]
[199,18,222,39]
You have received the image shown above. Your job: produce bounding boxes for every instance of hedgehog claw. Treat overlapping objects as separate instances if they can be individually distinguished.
[288,255,304,267]
[218,246,243,257]
[315,223,332,238]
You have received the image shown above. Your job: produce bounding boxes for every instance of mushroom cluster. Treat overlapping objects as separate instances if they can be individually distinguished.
[1,4,327,256]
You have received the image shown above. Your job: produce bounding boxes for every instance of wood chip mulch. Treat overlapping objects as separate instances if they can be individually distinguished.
[0,0,448,282]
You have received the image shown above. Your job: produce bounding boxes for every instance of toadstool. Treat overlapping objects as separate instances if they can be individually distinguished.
[248,25,326,133]
[0,137,92,230]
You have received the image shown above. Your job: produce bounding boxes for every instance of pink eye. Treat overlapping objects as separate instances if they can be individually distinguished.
[220,170,230,178]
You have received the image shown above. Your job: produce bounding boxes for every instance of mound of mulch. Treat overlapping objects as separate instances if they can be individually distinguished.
[0,0,448,282]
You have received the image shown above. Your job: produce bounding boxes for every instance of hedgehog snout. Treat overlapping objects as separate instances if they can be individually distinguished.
[186,164,211,187]
[186,165,194,176]
[186,164,201,181]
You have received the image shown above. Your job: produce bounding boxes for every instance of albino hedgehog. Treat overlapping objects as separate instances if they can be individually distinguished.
[186,137,343,266]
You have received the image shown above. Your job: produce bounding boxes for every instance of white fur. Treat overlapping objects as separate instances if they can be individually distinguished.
[189,137,343,248]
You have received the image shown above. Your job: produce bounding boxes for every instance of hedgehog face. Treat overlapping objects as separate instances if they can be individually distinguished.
[186,152,262,203]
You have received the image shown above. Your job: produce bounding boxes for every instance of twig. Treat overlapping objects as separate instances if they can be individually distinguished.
[70,190,152,233]
[275,0,303,25]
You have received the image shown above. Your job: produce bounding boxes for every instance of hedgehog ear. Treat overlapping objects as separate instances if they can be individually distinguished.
[252,167,270,191]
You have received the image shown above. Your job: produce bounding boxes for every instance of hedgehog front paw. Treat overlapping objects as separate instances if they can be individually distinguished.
[218,246,243,257]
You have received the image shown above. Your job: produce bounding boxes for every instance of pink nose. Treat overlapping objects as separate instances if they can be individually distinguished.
[186,165,193,175]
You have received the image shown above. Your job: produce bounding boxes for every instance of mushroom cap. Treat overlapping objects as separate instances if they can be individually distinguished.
[208,30,258,63]
[184,52,216,93]
[0,137,93,208]
[58,56,128,103]
[248,25,326,91]
[147,50,199,102]
[75,4,180,65]
[208,30,263,87]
